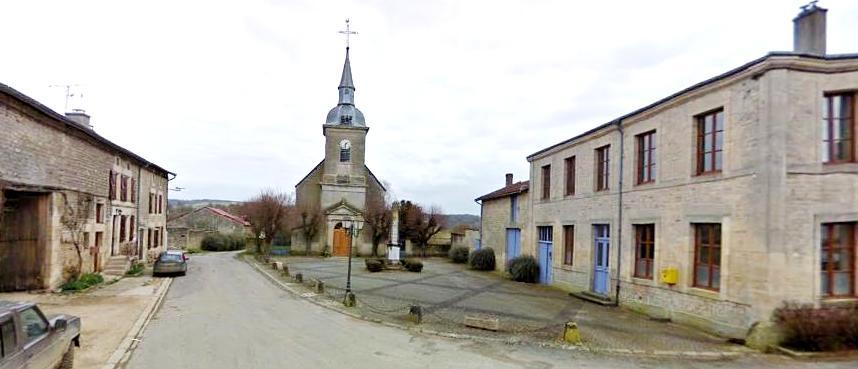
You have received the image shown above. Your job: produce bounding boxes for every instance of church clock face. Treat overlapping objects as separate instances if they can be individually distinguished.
[339,140,351,150]
[339,139,351,162]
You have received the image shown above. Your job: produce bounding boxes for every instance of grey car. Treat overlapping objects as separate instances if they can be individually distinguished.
[153,250,188,276]
[0,301,81,369]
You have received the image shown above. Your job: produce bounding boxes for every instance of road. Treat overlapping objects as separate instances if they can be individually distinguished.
[124,252,855,369]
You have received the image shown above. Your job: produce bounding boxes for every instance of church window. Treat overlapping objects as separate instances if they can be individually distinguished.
[339,140,351,162]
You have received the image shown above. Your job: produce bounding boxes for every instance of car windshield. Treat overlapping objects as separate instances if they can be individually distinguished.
[159,254,183,262]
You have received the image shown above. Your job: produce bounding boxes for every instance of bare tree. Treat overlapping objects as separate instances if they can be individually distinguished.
[297,205,322,255]
[364,194,391,257]
[60,192,94,279]
[401,201,446,257]
[238,190,293,256]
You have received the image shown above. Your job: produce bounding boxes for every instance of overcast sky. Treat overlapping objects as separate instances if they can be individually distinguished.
[2,0,857,214]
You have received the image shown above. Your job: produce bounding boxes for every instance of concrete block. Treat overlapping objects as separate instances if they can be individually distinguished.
[464,315,499,331]
[272,261,283,270]
[314,279,325,293]
[281,265,290,277]
[408,305,423,324]
[344,292,356,307]
[294,273,303,283]
[563,321,581,344]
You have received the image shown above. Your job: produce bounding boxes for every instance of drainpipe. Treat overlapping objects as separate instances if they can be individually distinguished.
[474,199,482,250]
[615,119,624,306]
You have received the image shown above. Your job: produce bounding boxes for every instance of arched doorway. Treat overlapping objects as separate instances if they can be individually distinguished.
[332,222,350,256]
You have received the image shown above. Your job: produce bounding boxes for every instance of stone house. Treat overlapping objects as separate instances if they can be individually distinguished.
[167,206,251,249]
[451,226,481,251]
[482,5,858,341]
[0,83,172,291]
[292,46,387,256]
[475,174,530,271]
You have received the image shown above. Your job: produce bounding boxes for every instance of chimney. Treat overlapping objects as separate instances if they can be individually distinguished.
[793,2,827,55]
[65,109,92,130]
[505,173,513,186]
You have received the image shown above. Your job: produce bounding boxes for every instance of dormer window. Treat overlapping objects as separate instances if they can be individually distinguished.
[339,139,351,162]
[340,115,353,125]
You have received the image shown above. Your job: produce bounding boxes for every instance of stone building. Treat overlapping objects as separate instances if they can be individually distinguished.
[167,206,250,249]
[292,46,387,256]
[475,174,530,271]
[483,5,858,340]
[0,83,172,291]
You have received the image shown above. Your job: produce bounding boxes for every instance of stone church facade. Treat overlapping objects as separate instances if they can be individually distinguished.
[292,47,387,256]
[480,5,858,342]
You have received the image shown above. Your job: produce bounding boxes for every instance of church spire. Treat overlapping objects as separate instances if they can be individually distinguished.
[339,47,354,90]
[326,19,365,126]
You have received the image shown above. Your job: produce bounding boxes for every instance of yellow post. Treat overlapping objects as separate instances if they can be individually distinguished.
[563,322,581,344]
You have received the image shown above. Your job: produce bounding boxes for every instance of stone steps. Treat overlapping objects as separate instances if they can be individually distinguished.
[102,256,130,277]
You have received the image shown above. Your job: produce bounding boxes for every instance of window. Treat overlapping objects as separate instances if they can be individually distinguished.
[696,109,724,174]
[693,223,722,290]
[538,226,553,243]
[823,93,855,163]
[634,224,655,279]
[564,156,576,196]
[595,145,610,191]
[119,215,127,242]
[130,178,136,203]
[1,319,16,358]
[541,165,551,200]
[108,171,116,200]
[821,222,856,297]
[96,203,104,224]
[147,228,152,249]
[19,307,48,344]
[339,139,351,162]
[510,195,519,222]
[636,131,656,184]
[563,225,574,265]
[159,195,163,214]
[120,175,128,201]
[153,229,159,247]
[129,216,135,241]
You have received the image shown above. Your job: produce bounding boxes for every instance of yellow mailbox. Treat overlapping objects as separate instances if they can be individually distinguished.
[660,267,678,285]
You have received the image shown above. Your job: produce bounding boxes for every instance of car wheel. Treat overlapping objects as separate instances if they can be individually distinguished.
[59,341,75,369]
[180,271,186,276]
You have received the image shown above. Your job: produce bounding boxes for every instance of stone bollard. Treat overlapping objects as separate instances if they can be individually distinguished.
[272,261,283,270]
[408,305,423,324]
[464,315,500,331]
[281,265,290,277]
[343,292,356,307]
[314,279,325,294]
[563,321,581,344]
[294,273,303,283]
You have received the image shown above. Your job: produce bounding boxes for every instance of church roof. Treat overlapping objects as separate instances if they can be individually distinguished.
[326,47,366,126]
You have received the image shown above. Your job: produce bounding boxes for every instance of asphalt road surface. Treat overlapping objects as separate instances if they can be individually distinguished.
[124,252,856,369]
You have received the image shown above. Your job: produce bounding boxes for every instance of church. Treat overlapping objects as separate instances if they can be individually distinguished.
[291,45,387,256]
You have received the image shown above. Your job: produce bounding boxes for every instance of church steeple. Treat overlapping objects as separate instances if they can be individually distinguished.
[326,47,365,126]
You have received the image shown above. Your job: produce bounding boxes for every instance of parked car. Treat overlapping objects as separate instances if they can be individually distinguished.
[153,250,188,277]
[0,301,81,369]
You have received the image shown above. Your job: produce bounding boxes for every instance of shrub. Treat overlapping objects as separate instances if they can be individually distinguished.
[200,234,246,251]
[508,255,540,283]
[61,273,104,291]
[448,246,469,264]
[403,258,423,272]
[774,302,858,351]
[125,262,145,277]
[469,248,496,271]
[365,258,384,272]
[185,248,202,254]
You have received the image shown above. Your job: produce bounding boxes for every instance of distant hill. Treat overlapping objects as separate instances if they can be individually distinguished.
[443,214,480,230]
[168,199,242,209]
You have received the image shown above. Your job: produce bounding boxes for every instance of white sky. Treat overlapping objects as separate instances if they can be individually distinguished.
[2,0,857,214]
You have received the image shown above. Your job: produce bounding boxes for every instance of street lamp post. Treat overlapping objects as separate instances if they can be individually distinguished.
[344,219,363,297]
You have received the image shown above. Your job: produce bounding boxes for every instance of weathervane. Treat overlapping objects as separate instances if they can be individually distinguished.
[338,18,358,48]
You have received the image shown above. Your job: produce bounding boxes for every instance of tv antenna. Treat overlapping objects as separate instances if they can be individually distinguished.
[48,84,83,112]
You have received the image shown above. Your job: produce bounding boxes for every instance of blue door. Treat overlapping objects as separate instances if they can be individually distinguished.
[505,228,521,263]
[537,226,553,284]
[592,224,610,295]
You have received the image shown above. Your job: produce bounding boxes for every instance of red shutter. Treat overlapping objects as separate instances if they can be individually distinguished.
[108,171,115,200]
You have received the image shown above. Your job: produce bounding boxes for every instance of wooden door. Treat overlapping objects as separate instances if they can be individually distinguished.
[332,228,350,256]
[0,192,48,291]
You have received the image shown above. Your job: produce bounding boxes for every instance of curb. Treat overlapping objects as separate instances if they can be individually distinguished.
[244,257,748,359]
[100,277,173,369]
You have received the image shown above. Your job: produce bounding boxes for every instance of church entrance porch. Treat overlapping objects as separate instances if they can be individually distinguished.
[332,223,350,256]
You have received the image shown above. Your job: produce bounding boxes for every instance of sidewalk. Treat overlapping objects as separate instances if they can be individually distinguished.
[0,275,168,369]
[256,256,749,357]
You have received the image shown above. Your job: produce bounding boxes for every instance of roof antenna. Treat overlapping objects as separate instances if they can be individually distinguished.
[338,18,358,49]
[48,84,83,113]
